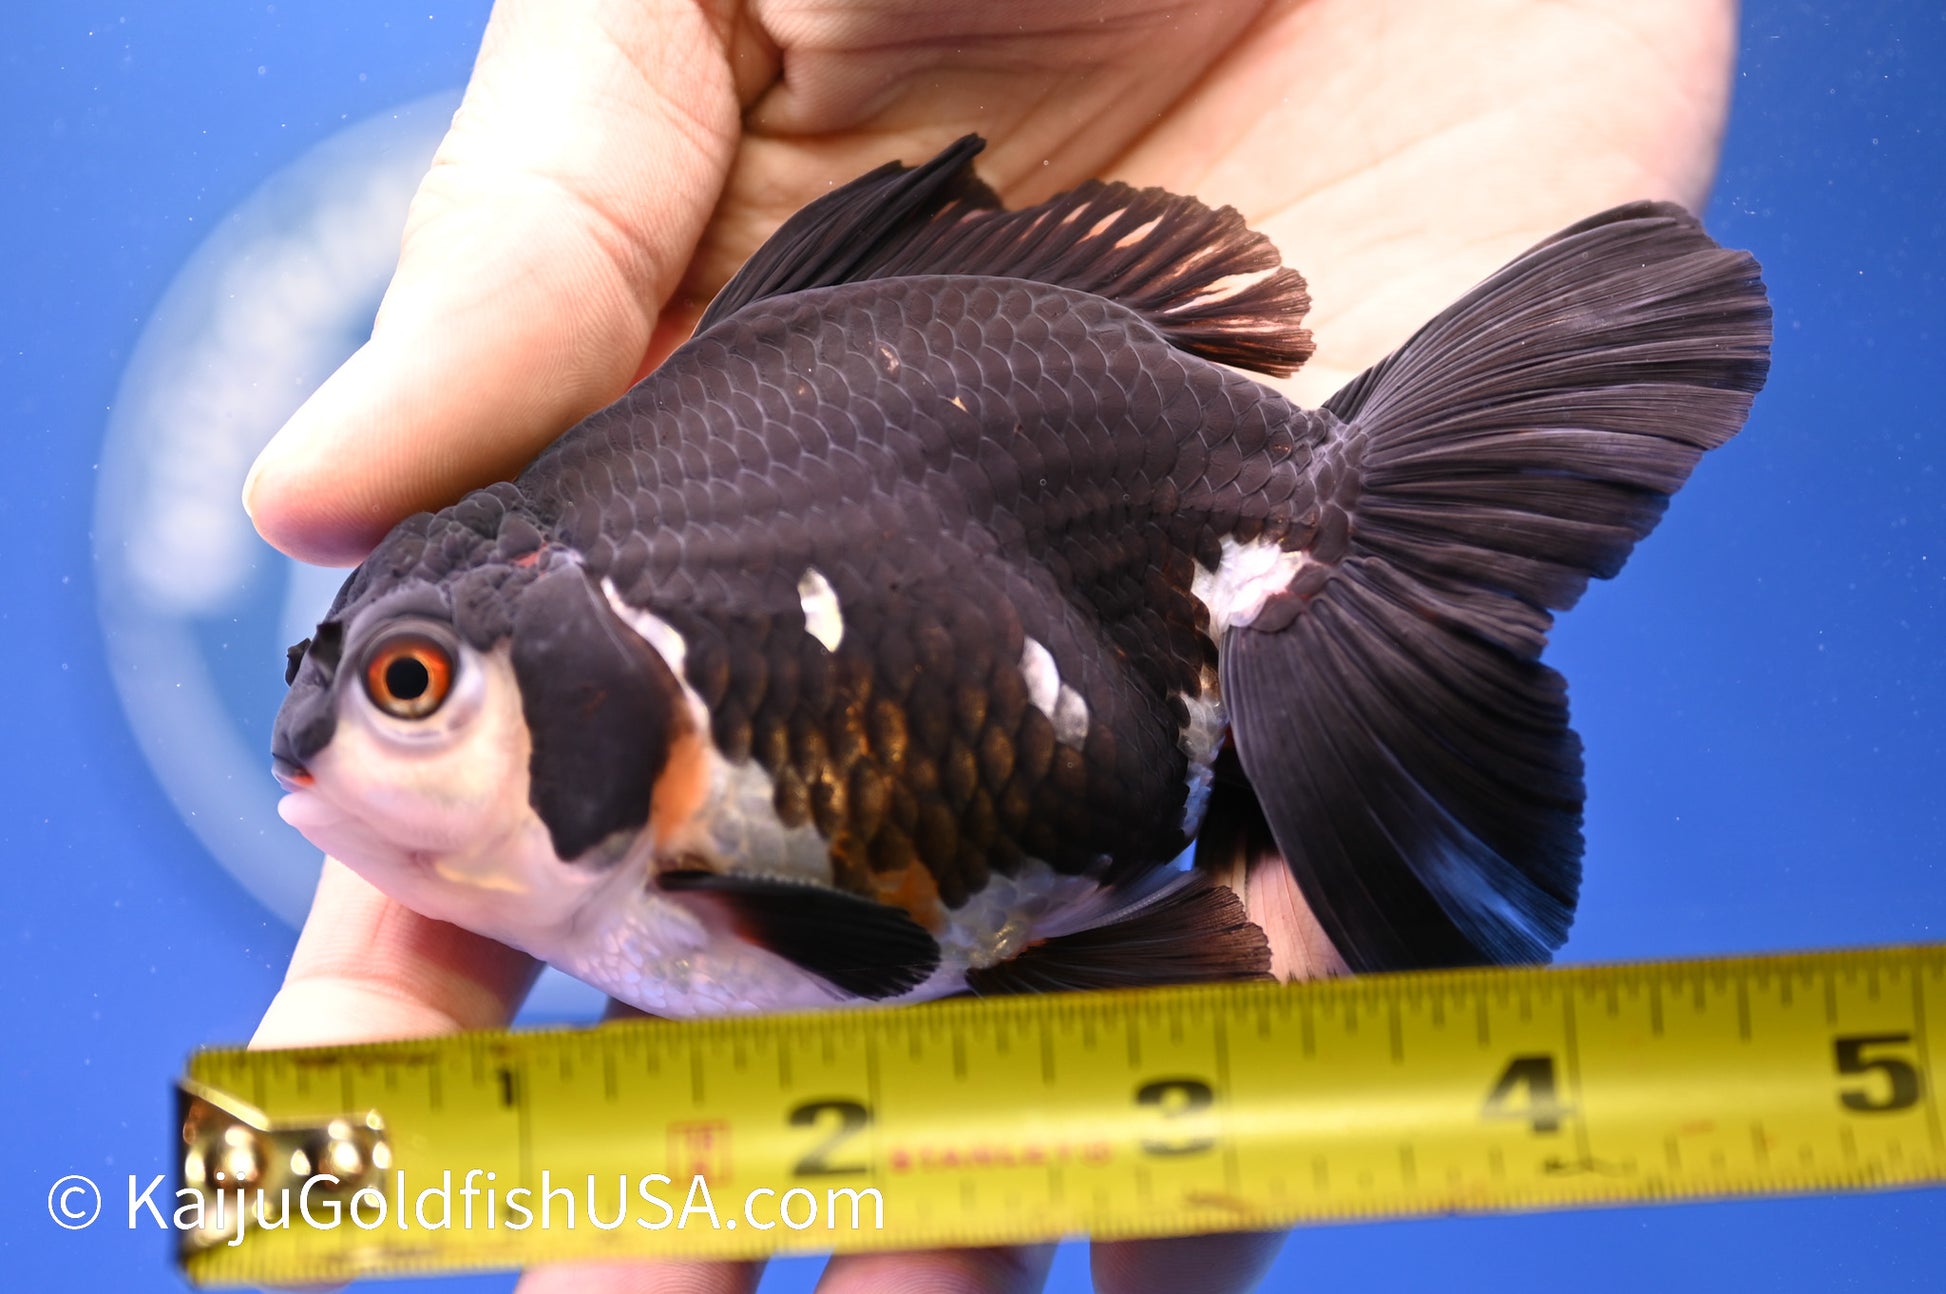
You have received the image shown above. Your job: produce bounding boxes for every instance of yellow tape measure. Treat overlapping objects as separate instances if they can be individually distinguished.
[175,944,1946,1286]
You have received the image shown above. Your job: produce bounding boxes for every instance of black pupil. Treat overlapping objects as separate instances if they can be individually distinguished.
[385,656,431,701]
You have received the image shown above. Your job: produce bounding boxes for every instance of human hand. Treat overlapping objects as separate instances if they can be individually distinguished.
[245,2,1740,1289]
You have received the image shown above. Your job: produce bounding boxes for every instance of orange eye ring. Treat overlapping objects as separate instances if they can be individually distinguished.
[361,632,455,720]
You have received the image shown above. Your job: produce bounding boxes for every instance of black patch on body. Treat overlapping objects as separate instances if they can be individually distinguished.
[510,566,682,862]
[284,637,312,686]
[657,869,940,999]
[274,620,344,768]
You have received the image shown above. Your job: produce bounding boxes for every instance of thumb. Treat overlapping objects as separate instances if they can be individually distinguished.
[243,0,746,565]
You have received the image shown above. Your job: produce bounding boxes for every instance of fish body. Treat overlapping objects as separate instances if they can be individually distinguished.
[273,137,1770,1016]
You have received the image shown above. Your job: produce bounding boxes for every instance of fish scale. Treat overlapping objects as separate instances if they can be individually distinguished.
[526,275,1324,903]
[271,134,1768,1013]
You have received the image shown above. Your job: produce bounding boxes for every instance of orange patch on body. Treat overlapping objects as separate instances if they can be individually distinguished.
[868,859,945,933]
[647,719,711,849]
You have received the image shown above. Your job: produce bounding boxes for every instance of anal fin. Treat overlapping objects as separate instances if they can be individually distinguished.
[656,870,940,1000]
[964,872,1271,996]
[1195,779,1351,982]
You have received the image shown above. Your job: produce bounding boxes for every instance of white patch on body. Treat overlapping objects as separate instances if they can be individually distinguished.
[1052,684,1089,747]
[1177,665,1227,835]
[668,756,835,885]
[1020,636,1060,718]
[601,580,691,692]
[1020,636,1088,748]
[796,567,844,652]
[613,594,688,675]
[1191,535,1311,636]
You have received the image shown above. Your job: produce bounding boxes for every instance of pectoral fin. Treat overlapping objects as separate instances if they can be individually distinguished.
[656,870,941,1000]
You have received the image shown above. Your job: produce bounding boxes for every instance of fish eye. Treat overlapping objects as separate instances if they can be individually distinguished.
[360,628,456,720]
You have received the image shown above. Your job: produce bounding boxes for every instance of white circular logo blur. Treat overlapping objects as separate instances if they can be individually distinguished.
[92,93,457,926]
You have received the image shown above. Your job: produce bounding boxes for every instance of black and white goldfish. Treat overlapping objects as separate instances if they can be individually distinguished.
[271,136,1770,1016]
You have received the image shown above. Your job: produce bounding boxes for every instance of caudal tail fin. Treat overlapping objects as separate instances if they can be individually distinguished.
[1218,202,1770,973]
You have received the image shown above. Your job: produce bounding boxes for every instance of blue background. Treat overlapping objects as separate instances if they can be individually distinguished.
[3,2,1940,1290]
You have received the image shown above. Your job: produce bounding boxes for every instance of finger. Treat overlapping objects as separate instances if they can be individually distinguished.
[814,1244,1055,1294]
[250,858,540,1048]
[244,0,754,564]
[514,1258,763,1294]
[1092,1231,1286,1294]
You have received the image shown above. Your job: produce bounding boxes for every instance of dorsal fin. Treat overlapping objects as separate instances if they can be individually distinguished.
[697,135,1315,376]
[696,135,999,334]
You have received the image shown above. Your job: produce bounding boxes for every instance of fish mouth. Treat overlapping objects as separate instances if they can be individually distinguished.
[271,755,314,791]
